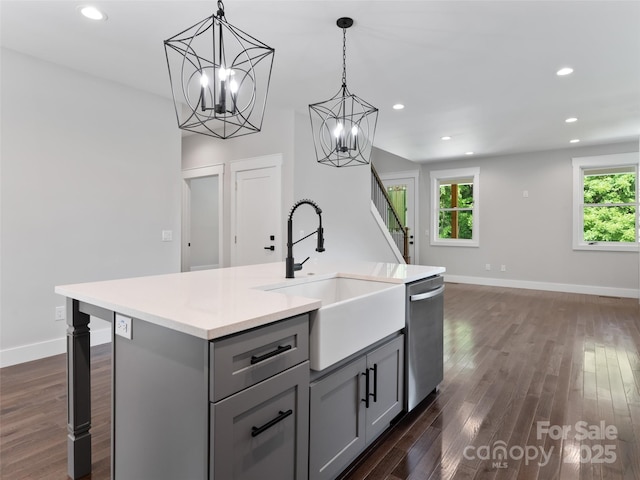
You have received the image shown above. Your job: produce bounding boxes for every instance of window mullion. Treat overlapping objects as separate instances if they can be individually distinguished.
[583,202,635,208]
[451,184,458,239]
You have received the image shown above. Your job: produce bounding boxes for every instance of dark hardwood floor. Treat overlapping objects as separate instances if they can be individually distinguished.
[1,283,639,479]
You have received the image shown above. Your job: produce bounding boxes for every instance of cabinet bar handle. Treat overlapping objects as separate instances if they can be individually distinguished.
[251,409,293,437]
[361,370,370,409]
[370,364,378,403]
[250,344,292,365]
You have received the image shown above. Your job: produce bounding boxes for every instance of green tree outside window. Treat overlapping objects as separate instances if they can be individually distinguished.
[439,182,473,239]
[583,172,636,242]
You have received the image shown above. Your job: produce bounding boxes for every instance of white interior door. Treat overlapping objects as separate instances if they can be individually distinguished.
[182,165,224,272]
[231,155,282,266]
[381,171,419,264]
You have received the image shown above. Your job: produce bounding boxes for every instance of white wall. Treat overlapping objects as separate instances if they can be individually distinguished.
[374,141,639,297]
[0,49,182,366]
[372,147,417,173]
[291,111,397,264]
[182,107,295,267]
[182,109,397,267]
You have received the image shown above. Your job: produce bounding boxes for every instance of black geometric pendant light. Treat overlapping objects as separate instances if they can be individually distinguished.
[164,1,275,139]
[309,17,378,167]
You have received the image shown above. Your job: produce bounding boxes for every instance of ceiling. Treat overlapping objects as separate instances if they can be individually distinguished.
[2,0,639,163]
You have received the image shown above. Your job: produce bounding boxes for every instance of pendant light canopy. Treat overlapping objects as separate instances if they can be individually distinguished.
[309,17,378,167]
[164,1,274,139]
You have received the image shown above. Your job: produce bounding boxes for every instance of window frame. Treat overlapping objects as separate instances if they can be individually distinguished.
[572,152,639,252]
[430,167,480,247]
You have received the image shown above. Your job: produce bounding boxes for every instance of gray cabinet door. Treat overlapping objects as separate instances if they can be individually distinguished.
[309,356,367,480]
[212,361,309,480]
[365,335,404,443]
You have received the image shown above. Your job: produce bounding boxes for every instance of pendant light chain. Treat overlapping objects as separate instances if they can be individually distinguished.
[341,26,347,88]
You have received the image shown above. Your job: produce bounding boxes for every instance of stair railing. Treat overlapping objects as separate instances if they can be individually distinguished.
[371,164,410,263]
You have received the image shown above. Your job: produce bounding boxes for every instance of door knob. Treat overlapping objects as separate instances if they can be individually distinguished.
[264,246,275,251]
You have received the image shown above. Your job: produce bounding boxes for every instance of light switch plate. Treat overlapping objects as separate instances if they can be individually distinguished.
[162,230,173,242]
[115,313,132,339]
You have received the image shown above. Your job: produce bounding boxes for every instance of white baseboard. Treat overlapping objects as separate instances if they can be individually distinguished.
[0,327,112,368]
[444,274,639,299]
[190,264,220,271]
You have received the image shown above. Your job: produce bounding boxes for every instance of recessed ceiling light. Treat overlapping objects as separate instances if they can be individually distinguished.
[465,151,474,155]
[392,104,405,110]
[79,6,107,21]
[441,136,451,141]
[570,139,580,143]
[565,117,578,123]
[556,67,574,76]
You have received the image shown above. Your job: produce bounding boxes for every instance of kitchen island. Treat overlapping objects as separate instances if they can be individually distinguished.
[56,260,444,479]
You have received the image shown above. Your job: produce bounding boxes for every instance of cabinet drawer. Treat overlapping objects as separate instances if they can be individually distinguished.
[210,314,309,401]
[211,361,309,480]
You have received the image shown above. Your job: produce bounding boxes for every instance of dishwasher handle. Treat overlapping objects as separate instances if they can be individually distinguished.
[410,284,445,302]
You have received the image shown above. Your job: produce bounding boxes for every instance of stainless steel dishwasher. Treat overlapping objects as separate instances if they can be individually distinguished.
[405,275,445,411]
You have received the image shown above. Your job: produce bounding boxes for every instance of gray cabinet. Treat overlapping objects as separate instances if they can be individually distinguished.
[112,313,309,480]
[309,356,367,480]
[364,336,405,441]
[210,314,310,480]
[113,318,209,480]
[309,335,404,480]
[212,362,309,480]
[210,314,308,401]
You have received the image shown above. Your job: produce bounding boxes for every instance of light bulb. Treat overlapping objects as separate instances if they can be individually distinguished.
[556,67,574,76]
[80,6,106,20]
[219,67,228,81]
[230,79,239,94]
[334,123,343,138]
[351,125,358,136]
[200,73,209,88]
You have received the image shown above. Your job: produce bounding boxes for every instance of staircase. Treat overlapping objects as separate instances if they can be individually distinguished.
[370,165,410,263]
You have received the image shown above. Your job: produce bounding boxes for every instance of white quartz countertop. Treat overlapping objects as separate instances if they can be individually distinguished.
[55,260,445,340]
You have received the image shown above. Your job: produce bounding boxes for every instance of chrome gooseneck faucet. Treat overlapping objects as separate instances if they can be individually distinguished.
[286,199,325,278]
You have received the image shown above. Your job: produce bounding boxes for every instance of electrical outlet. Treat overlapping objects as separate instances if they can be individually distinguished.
[55,306,65,321]
[115,314,132,339]
[162,230,173,242]
[485,264,491,271]
[501,264,507,272]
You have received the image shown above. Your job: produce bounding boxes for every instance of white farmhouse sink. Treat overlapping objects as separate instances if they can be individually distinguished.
[266,277,405,371]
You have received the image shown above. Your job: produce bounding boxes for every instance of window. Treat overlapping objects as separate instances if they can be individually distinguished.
[430,167,480,247]
[387,185,407,230]
[572,153,638,252]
